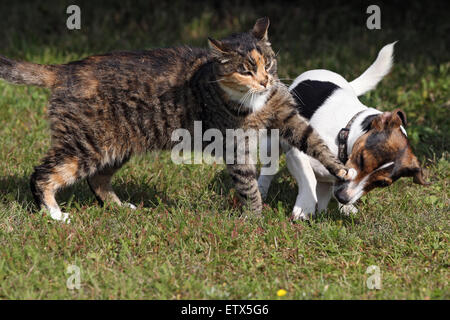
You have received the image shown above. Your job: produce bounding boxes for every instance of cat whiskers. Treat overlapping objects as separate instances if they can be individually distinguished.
[290,88,305,106]
[249,89,257,112]
[209,78,226,84]
[237,89,254,114]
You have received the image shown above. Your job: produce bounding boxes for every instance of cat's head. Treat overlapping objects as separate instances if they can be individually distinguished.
[208,17,277,104]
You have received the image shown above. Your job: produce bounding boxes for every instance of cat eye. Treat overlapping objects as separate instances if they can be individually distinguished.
[248,59,256,68]
[265,60,274,70]
[239,65,253,76]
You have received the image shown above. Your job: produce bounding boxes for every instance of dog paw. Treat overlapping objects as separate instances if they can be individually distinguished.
[291,198,317,221]
[339,203,358,216]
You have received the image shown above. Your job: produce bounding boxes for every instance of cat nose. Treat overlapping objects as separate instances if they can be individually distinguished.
[260,77,268,88]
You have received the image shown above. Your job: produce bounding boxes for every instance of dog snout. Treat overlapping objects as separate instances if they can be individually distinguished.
[334,184,351,204]
[334,190,351,204]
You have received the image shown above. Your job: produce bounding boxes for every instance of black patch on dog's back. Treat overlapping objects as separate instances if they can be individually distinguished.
[290,80,340,119]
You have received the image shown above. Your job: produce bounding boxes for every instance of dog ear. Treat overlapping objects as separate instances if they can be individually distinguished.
[371,112,392,130]
[393,108,407,127]
[252,17,270,41]
[372,111,406,130]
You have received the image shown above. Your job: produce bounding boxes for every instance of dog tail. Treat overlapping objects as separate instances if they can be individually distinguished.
[350,42,396,96]
[0,55,59,88]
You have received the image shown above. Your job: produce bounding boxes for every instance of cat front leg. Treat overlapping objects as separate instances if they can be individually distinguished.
[224,128,263,216]
[278,112,356,181]
[227,163,262,216]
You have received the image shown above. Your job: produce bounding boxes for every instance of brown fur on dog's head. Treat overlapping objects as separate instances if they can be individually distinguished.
[334,109,429,204]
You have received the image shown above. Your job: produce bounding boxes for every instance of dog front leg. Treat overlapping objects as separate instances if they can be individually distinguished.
[285,148,318,220]
[316,182,333,213]
[257,134,281,200]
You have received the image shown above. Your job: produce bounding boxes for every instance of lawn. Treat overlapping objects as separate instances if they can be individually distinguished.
[0,1,448,299]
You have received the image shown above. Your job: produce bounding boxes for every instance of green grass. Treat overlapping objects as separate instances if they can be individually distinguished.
[0,1,448,299]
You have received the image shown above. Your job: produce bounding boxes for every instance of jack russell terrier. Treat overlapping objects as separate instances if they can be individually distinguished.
[258,42,429,220]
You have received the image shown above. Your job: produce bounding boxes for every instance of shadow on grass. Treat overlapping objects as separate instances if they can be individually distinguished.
[0,174,177,212]
[0,175,34,209]
[1,168,360,225]
[207,167,361,224]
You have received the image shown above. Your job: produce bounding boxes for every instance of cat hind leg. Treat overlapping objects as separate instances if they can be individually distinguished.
[87,163,136,209]
[30,151,83,223]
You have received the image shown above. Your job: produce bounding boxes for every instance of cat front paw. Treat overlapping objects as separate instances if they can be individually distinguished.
[336,168,357,181]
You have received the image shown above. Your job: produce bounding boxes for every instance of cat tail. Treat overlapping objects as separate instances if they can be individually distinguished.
[0,55,59,88]
[349,42,396,96]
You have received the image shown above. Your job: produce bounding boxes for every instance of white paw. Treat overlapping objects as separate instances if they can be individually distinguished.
[49,207,70,223]
[348,168,357,180]
[291,198,317,221]
[339,204,358,216]
[124,203,137,210]
[63,214,71,224]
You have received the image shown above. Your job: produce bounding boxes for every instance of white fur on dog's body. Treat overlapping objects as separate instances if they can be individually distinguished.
[258,43,398,220]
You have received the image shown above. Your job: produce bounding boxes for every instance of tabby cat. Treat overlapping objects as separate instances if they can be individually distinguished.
[0,18,353,222]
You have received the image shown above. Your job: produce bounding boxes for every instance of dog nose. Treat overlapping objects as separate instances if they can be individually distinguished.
[334,189,351,205]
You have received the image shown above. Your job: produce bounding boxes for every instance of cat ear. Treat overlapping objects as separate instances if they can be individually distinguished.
[252,17,270,41]
[208,37,229,54]
[208,37,233,63]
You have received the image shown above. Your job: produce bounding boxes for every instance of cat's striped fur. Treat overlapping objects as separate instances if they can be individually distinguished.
[0,18,352,221]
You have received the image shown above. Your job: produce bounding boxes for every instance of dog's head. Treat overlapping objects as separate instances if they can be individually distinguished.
[334,109,429,204]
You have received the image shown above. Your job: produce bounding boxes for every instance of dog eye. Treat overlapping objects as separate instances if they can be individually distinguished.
[357,154,365,168]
